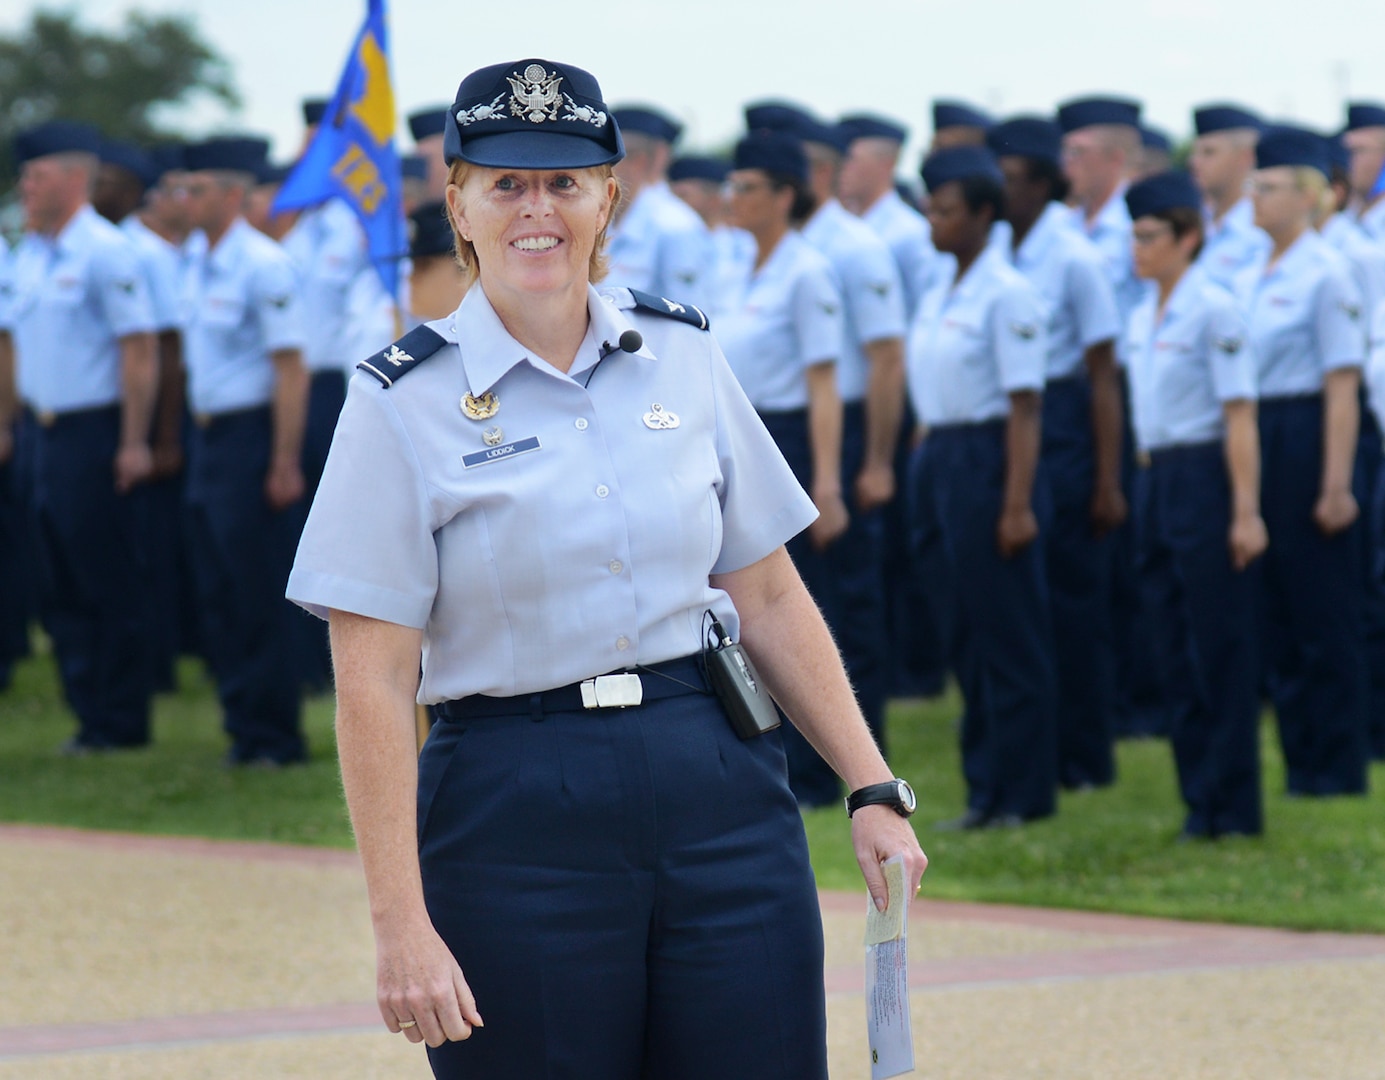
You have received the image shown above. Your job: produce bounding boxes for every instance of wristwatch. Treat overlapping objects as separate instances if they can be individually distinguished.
[845,778,917,818]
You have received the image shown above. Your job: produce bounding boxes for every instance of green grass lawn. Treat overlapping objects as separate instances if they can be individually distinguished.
[3,648,1383,932]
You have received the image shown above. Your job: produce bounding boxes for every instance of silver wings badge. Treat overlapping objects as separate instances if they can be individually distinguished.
[508,64,563,124]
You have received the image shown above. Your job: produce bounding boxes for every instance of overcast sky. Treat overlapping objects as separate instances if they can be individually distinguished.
[5,0,1385,171]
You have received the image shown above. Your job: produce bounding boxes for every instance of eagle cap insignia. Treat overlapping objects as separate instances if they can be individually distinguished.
[508,64,563,124]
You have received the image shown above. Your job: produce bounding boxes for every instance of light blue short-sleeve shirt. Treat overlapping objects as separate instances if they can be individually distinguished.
[606,182,716,309]
[1068,186,1146,363]
[712,231,844,412]
[9,204,155,412]
[1238,230,1365,399]
[861,188,940,319]
[181,217,306,414]
[0,241,12,331]
[286,283,817,703]
[1197,198,1270,292]
[1321,212,1385,320]
[801,199,906,403]
[906,245,1048,426]
[1009,202,1121,381]
[1368,297,1385,432]
[121,214,183,333]
[1126,265,1256,452]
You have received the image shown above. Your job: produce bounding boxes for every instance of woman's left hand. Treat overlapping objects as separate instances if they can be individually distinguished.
[809,489,850,550]
[851,805,929,913]
[1313,487,1359,536]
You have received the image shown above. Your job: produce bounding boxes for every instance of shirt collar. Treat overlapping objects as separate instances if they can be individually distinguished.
[949,243,1004,301]
[51,203,100,255]
[206,217,252,273]
[1162,263,1206,320]
[1263,228,1319,281]
[1015,201,1067,264]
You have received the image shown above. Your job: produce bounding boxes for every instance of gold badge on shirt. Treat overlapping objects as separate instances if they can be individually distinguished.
[461,391,499,420]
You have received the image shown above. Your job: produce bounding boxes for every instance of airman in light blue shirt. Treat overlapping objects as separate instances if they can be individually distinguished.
[1188,104,1269,291]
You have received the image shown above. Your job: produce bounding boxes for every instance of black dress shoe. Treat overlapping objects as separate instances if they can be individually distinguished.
[986,813,1028,829]
[934,809,990,831]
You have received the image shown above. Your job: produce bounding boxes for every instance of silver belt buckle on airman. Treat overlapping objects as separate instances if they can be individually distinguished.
[580,673,643,709]
[642,403,680,430]
[462,391,499,420]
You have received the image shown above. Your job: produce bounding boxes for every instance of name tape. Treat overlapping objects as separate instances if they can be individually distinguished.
[461,436,542,469]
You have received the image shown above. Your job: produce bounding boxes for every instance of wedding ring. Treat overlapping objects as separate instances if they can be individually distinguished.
[398,1020,417,1030]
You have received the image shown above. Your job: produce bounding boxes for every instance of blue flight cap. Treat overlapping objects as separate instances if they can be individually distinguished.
[302,98,329,126]
[13,120,102,165]
[400,154,428,181]
[98,139,158,188]
[933,100,993,132]
[1056,96,1142,133]
[733,130,808,183]
[255,161,293,186]
[1193,104,1262,136]
[184,136,271,175]
[986,116,1061,164]
[409,201,455,258]
[668,155,728,184]
[1325,131,1350,174]
[443,59,624,169]
[408,107,450,142]
[1346,102,1385,131]
[612,106,682,145]
[838,113,909,145]
[1141,126,1173,153]
[1124,170,1201,219]
[744,100,846,152]
[920,146,1004,192]
[147,142,186,180]
[1256,125,1330,177]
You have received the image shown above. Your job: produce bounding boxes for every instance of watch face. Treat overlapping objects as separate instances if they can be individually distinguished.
[896,779,917,813]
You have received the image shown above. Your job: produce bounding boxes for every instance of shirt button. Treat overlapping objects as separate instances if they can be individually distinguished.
[575,418,588,431]
[609,560,623,575]
[595,484,609,498]
[615,635,630,651]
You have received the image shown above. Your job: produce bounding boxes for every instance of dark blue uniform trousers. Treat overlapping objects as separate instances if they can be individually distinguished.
[0,438,32,685]
[29,406,154,746]
[1041,376,1117,788]
[1259,396,1369,795]
[418,691,828,1079]
[758,405,888,806]
[185,408,305,763]
[1356,406,1385,760]
[915,422,1058,820]
[1139,443,1263,836]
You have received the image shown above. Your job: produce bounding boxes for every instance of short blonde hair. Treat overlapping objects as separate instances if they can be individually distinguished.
[1293,166,1337,224]
[445,161,622,289]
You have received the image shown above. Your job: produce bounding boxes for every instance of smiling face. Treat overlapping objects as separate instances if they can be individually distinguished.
[447,165,616,303]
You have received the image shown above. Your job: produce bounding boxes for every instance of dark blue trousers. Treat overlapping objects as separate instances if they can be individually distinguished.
[418,691,828,1080]
[1041,376,1117,787]
[185,408,305,763]
[144,473,185,691]
[1138,443,1263,836]
[1356,408,1385,760]
[30,406,154,747]
[0,435,32,684]
[757,405,888,805]
[915,422,1058,820]
[1259,395,1369,795]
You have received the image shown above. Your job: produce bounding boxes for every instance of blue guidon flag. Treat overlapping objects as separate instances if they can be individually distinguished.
[272,0,405,299]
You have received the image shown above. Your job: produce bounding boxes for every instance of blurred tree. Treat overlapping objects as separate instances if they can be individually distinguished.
[0,8,241,180]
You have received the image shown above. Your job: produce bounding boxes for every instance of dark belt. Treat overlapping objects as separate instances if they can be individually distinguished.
[31,403,120,429]
[434,654,710,722]
[192,404,271,430]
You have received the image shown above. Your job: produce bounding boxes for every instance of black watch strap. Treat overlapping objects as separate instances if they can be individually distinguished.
[845,778,916,818]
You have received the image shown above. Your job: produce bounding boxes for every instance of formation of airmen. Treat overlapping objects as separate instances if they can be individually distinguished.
[1,86,1383,838]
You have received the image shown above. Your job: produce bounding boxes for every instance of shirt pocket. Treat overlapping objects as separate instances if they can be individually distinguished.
[199,292,247,331]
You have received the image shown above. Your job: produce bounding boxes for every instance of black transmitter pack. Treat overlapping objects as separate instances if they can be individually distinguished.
[704,614,781,739]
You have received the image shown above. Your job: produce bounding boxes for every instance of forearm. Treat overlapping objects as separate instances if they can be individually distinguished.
[1002,390,1042,511]
[329,612,430,925]
[152,330,184,450]
[805,363,843,497]
[1222,400,1261,517]
[861,337,905,472]
[1320,368,1360,495]
[715,549,891,791]
[1083,342,1123,494]
[118,332,158,449]
[270,349,309,468]
[0,332,15,428]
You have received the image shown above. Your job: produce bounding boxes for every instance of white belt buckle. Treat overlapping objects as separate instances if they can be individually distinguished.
[579,673,644,709]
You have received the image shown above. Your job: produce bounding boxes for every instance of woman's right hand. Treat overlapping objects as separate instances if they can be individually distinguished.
[1228,511,1268,571]
[375,919,484,1047]
[809,487,850,550]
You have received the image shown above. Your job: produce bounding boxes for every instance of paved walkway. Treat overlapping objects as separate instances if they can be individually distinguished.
[2,825,1384,1078]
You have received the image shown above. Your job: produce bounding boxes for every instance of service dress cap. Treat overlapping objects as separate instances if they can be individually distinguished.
[933,100,994,132]
[668,155,729,184]
[443,59,624,169]
[1124,171,1201,220]
[1346,102,1385,131]
[98,139,158,188]
[13,120,102,165]
[184,136,271,174]
[986,117,1062,164]
[1056,96,1142,133]
[408,201,455,258]
[612,106,682,145]
[1255,125,1330,178]
[920,145,1004,192]
[302,98,329,126]
[837,113,909,145]
[732,130,808,183]
[1193,104,1263,136]
[408,107,450,142]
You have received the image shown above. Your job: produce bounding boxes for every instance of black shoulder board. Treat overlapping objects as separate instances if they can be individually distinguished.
[627,288,711,331]
[357,326,448,388]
